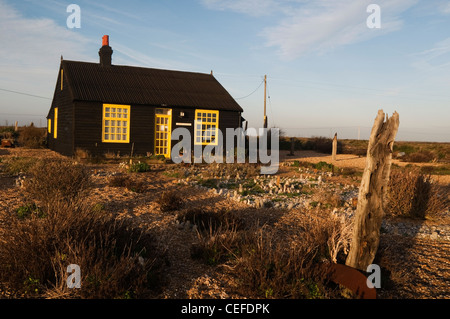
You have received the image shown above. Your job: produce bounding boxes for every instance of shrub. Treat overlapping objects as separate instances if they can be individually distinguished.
[311,189,344,209]
[188,207,352,298]
[2,156,38,175]
[186,208,247,266]
[128,161,150,173]
[17,125,46,148]
[313,161,334,172]
[402,150,435,163]
[0,126,18,139]
[386,169,447,219]
[109,175,146,193]
[157,190,185,212]
[304,137,343,154]
[23,159,92,208]
[0,203,166,298]
[232,225,330,299]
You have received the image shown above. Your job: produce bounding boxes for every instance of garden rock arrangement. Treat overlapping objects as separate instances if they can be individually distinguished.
[167,164,450,241]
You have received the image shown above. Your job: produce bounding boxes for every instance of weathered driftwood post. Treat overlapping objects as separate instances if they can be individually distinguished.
[332,133,337,161]
[289,137,295,156]
[346,110,399,271]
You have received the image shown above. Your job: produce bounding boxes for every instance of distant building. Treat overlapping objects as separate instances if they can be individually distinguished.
[47,35,244,157]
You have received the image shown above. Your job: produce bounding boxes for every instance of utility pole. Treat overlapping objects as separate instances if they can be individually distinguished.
[263,75,267,128]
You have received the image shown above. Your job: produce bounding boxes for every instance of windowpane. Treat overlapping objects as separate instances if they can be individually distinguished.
[195,110,218,145]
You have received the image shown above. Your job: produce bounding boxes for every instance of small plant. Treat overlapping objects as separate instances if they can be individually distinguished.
[16,203,45,219]
[2,157,38,175]
[157,190,185,212]
[313,161,334,172]
[109,175,146,193]
[128,161,150,173]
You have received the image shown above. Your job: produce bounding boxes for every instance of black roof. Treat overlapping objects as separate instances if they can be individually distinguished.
[60,60,243,112]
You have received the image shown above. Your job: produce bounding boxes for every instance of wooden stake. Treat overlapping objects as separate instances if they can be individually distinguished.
[332,133,337,161]
[263,75,267,129]
[346,110,399,271]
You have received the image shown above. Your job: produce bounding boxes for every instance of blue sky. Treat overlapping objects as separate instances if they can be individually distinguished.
[0,0,449,141]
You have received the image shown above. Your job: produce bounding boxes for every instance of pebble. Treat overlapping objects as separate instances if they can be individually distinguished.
[173,165,449,241]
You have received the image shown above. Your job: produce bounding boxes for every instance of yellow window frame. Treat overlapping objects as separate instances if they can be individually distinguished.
[154,111,172,158]
[194,109,219,145]
[102,104,130,143]
[48,119,51,134]
[53,108,58,139]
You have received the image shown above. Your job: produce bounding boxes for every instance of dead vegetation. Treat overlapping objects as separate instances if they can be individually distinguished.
[386,168,448,220]
[0,146,449,299]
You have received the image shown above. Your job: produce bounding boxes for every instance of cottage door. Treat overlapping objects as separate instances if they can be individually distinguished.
[154,108,172,158]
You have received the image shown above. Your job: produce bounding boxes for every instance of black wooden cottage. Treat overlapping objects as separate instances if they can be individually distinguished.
[47,35,244,158]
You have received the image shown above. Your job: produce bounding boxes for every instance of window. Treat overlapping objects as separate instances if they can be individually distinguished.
[48,119,51,134]
[53,108,58,139]
[194,110,219,145]
[102,104,130,143]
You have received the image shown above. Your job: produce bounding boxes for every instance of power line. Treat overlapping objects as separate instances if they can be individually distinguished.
[234,78,265,100]
[0,88,52,100]
[0,113,46,117]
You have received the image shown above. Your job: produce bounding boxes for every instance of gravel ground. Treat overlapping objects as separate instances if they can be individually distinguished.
[0,147,448,299]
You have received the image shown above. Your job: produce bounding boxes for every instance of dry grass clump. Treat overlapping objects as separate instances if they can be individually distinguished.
[0,203,166,298]
[1,156,39,175]
[17,125,46,149]
[157,190,185,212]
[0,158,166,298]
[109,175,146,193]
[179,208,245,266]
[402,150,435,163]
[311,188,344,209]
[187,206,352,298]
[23,159,92,208]
[233,210,352,299]
[386,169,447,220]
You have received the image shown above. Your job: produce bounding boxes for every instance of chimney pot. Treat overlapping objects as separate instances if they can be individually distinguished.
[102,35,109,46]
[99,35,113,67]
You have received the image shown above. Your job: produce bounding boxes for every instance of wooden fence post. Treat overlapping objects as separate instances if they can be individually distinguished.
[289,137,295,156]
[332,133,337,161]
[346,110,399,271]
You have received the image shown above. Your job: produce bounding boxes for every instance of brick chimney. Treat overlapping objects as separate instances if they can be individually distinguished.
[99,35,113,67]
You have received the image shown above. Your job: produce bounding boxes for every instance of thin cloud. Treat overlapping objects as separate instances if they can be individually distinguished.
[201,0,418,60]
[200,0,279,17]
[262,0,418,60]
[410,37,450,71]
